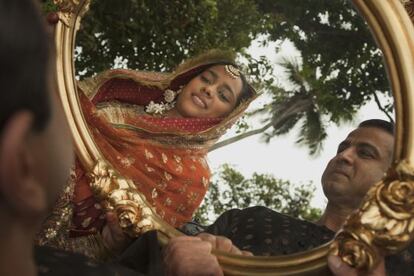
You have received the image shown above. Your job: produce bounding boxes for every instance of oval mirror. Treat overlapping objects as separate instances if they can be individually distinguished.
[46,0,414,274]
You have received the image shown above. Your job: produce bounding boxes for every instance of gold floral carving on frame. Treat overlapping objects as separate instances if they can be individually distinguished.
[53,0,414,274]
[330,0,414,271]
[52,0,90,27]
[331,172,414,270]
[402,0,414,23]
[53,0,90,18]
[89,160,155,237]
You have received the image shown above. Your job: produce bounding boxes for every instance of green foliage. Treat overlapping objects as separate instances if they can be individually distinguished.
[41,0,58,13]
[76,0,264,77]
[194,164,322,225]
[75,0,394,153]
[249,0,393,154]
[258,0,389,109]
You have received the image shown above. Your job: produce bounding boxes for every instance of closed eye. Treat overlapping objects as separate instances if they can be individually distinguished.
[219,90,230,102]
[358,148,375,159]
[201,75,211,84]
[357,143,379,159]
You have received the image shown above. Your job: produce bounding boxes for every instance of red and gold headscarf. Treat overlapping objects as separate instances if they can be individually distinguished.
[70,54,258,237]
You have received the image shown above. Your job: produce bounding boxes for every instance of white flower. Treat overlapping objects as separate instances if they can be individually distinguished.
[145,100,175,115]
[164,89,176,103]
[145,101,155,113]
[166,102,175,110]
[145,101,164,114]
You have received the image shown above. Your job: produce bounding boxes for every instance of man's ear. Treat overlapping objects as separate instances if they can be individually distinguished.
[0,111,47,217]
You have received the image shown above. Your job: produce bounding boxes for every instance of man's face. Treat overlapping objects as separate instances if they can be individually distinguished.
[321,127,394,208]
[175,65,243,118]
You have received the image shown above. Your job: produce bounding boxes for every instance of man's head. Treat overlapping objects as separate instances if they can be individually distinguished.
[0,0,73,227]
[321,119,394,209]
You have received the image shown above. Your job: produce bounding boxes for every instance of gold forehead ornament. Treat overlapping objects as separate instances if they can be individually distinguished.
[224,64,241,79]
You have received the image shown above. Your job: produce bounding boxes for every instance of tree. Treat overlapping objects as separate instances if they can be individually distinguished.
[211,59,329,155]
[75,0,265,77]
[213,0,394,154]
[70,0,393,154]
[256,0,392,115]
[194,164,322,225]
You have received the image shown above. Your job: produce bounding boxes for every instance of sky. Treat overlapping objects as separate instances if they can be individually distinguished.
[208,101,391,210]
[206,36,393,210]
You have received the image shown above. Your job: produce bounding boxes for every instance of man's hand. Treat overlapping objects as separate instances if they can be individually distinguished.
[101,212,130,253]
[328,255,386,276]
[163,236,223,276]
[197,233,253,256]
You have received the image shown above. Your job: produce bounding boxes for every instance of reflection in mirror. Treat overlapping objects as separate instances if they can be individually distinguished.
[60,0,407,269]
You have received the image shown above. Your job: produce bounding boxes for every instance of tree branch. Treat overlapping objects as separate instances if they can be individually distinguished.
[209,97,313,152]
[209,122,274,152]
[373,91,394,123]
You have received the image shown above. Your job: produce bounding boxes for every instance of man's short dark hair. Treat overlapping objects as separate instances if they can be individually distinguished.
[358,119,394,136]
[0,0,51,131]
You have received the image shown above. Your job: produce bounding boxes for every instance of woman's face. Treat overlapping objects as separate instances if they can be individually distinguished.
[175,65,243,118]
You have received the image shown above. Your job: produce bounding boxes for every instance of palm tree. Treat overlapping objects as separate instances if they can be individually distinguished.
[210,58,351,155]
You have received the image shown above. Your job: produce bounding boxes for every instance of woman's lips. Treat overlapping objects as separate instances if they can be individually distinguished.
[192,94,207,109]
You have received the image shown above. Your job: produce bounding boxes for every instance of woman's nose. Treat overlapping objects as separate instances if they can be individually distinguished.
[202,86,213,98]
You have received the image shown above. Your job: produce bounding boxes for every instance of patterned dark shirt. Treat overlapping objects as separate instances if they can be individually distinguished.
[205,206,414,275]
[205,206,333,256]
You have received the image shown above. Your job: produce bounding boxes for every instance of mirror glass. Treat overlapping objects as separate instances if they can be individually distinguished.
[74,0,394,256]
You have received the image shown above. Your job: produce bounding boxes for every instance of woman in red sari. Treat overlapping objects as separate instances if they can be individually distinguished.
[38,51,257,259]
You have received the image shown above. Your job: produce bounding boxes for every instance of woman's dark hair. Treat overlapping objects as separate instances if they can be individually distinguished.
[236,72,254,107]
[0,0,51,131]
[206,61,255,108]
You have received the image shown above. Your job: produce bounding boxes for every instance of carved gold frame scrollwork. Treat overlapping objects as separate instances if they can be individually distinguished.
[52,0,180,242]
[53,0,414,274]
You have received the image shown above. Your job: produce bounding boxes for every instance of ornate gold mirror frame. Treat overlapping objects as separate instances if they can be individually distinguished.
[52,0,414,274]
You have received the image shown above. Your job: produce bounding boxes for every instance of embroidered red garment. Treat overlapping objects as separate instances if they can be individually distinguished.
[70,73,222,237]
